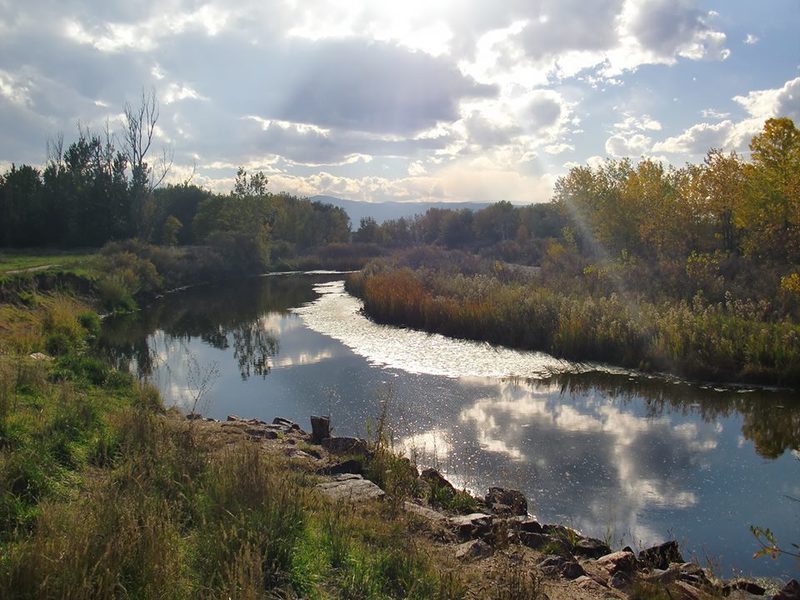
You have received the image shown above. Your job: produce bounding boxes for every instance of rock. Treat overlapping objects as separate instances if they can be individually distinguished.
[538,555,567,569]
[420,468,456,493]
[638,540,684,570]
[575,575,607,592]
[560,561,586,580]
[449,513,493,540]
[315,474,384,503]
[285,449,315,460]
[609,571,629,589]
[538,555,567,577]
[485,487,528,516]
[677,563,709,586]
[403,501,447,522]
[573,537,612,559]
[773,579,800,600]
[728,592,767,600]
[245,427,279,439]
[455,539,493,561]
[321,436,369,455]
[645,565,683,585]
[186,413,204,420]
[310,415,331,443]
[596,550,638,575]
[227,414,245,422]
[674,580,702,600]
[29,352,52,361]
[273,417,301,430]
[508,516,544,534]
[519,532,548,549]
[723,579,766,596]
[317,459,363,475]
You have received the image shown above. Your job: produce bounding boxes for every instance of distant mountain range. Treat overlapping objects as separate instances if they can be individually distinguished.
[311,195,491,229]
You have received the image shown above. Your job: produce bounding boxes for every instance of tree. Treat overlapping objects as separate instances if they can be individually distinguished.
[738,118,800,261]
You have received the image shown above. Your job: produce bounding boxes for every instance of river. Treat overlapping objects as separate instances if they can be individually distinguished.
[101,272,800,579]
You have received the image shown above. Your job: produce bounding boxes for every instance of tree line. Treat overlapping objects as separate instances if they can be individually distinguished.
[0,94,351,266]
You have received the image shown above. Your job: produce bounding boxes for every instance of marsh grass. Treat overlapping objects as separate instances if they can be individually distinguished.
[350,265,800,385]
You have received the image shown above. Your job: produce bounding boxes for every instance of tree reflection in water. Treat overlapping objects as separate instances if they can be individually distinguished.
[100,274,330,380]
[542,372,800,459]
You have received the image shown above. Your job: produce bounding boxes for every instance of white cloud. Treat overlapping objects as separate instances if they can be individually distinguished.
[744,34,759,45]
[653,77,800,157]
[605,133,653,157]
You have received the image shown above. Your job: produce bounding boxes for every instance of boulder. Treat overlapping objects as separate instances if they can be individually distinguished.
[560,561,586,580]
[245,427,279,439]
[449,513,493,540]
[315,474,384,503]
[575,575,607,592]
[485,487,528,516]
[519,532,548,549]
[638,540,684,570]
[322,436,369,455]
[773,579,800,600]
[609,571,630,589]
[723,579,766,596]
[538,555,567,577]
[573,537,612,559]
[273,417,301,430]
[508,516,543,534]
[596,550,638,575]
[317,459,363,476]
[455,539,493,561]
[674,580,702,600]
[310,415,331,443]
[403,501,447,523]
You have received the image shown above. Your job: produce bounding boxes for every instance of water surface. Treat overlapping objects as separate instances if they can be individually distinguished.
[102,273,800,579]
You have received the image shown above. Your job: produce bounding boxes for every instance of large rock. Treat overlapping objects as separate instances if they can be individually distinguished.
[560,561,586,580]
[596,550,638,575]
[317,459,363,475]
[774,579,800,600]
[485,487,528,516]
[508,516,543,534]
[403,501,447,523]
[723,579,766,596]
[449,513,493,540]
[638,540,684,570]
[573,537,612,559]
[316,474,384,502]
[519,532,548,549]
[321,436,369,455]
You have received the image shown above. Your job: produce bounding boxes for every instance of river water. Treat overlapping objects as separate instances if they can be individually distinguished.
[101,272,800,579]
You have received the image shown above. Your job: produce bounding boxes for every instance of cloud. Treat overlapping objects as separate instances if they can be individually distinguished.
[606,133,653,157]
[653,120,732,154]
[734,76,800,122]
[276,40,497,135]
[653,77,800,157]
[744,34,759,45]
[624,0,728,60]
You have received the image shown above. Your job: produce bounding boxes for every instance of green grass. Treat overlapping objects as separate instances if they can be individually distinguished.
[0,250,97,278]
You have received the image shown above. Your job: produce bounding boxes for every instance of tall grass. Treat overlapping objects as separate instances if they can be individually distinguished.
[349,266,800,385]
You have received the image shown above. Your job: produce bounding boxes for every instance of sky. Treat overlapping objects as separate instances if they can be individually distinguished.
[1,0,798,204]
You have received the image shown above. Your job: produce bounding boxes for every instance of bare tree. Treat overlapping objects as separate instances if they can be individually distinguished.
[123,87,159,181]
[46,132,64,169]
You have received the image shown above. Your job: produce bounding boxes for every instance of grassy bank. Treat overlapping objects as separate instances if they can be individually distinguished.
[346,251,800,386]
[0,276,482,598]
